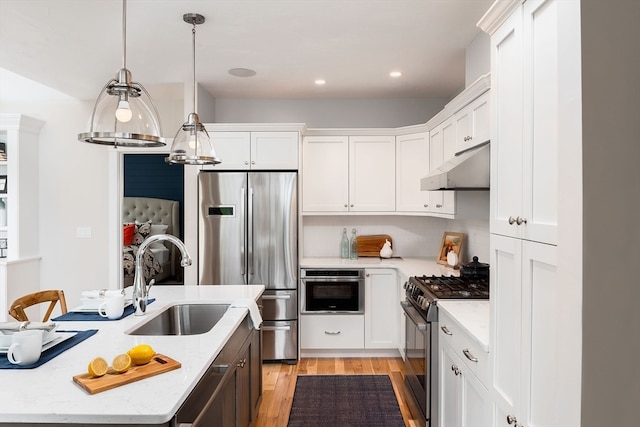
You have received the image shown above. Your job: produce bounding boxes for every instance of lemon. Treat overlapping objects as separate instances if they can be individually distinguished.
[127,344,155,365]
[87,357,108,378]
[111,353,132,374]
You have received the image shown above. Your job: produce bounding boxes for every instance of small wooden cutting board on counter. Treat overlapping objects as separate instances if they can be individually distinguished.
[357,234,393,257]
[73,354,181,394]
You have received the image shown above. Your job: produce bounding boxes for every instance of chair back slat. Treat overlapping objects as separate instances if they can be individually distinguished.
[8,290,68,322]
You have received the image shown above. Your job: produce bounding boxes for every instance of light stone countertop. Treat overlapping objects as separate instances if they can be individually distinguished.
[0,285,264,425]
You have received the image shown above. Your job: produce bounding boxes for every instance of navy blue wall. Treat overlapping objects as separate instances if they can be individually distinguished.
[123,154,184,237]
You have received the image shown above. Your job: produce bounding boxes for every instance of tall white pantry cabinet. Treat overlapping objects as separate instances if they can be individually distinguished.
[479,0,582,426]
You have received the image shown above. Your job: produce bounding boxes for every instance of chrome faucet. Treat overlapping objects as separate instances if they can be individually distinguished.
[133,233,192,316]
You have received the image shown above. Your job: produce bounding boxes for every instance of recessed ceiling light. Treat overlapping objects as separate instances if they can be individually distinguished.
[390,71,402,78]
[228,68,256,77]
[314,79,326,85]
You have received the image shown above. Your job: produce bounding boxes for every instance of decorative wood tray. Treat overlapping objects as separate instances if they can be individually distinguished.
[357,234,393,257]
[73,354,181,394]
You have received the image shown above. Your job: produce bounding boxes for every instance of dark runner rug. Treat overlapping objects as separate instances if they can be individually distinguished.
[287,374,405,427]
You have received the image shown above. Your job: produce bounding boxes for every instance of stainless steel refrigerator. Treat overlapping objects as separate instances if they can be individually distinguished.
[198,171,298,362]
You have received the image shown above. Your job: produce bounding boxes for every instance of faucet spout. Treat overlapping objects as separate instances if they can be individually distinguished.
[132,234,192,316]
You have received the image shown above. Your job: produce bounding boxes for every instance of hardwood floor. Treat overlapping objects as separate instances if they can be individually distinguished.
[254,357,423,427]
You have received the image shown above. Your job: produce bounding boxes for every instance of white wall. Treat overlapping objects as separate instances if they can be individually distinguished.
[212,97,448,128]
[302,215,489,263]
[465,32,490,87]
[0,91,183,309]
[580,0,640,425]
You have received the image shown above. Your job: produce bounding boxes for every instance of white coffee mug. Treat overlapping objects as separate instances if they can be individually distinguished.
[98,294,125,319]
[7,330,43,366]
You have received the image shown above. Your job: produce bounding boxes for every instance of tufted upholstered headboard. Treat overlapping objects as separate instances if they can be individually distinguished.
[122,197,180,238]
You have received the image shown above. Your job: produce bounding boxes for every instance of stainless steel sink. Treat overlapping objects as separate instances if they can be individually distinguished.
[127,303,230,336]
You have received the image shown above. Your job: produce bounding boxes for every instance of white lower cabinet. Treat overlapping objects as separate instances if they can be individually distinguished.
[364,269,398,349]
[301,268,399,352]
[300,314,364,349]
[439,310,491,427]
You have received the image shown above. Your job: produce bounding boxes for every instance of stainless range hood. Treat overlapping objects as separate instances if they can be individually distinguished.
[420,141,490,190]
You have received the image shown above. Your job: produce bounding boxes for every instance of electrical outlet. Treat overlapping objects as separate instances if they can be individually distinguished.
[76,227,92,239]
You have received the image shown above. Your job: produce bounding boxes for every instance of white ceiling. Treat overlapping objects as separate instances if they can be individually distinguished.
[0,0,493,101]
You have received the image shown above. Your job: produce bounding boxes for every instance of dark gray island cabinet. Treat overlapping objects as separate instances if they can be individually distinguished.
[174,314,262,427]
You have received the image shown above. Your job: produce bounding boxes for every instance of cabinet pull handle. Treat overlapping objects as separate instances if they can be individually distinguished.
[441,326,453,335]
[324,331,341,335]
[516,216,528,225]
[463,348,478,362]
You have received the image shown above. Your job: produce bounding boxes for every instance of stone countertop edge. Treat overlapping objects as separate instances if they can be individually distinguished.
[437,300,490,352]
[0,284,265,425]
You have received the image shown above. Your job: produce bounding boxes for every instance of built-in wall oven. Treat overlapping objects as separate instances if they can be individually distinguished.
[300,269,364,314]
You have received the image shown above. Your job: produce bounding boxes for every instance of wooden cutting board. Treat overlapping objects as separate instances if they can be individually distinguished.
[73,354,181,395]
[357,234,393,257]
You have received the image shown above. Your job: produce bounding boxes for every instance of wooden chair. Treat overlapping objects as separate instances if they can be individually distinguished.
[8,290,68,322]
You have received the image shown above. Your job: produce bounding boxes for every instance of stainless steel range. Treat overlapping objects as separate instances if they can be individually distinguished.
[401,266,489,427]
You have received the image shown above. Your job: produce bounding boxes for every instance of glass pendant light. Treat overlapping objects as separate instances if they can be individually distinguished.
[78,0,165,147]
[165,13,221,165]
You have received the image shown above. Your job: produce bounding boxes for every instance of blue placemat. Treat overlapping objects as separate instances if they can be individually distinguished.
[52,298,155,321]
[0,329,98,369]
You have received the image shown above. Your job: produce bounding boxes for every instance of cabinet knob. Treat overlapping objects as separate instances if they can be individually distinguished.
[251,160,255,165]
[516,216,528,225]
[424,204,428,208]
[244,161,249,165]
[508,216,517,225]
[366,273,370,277]
[436,204,442,208]
[451,364,460,376]
[350,204,354,207]
[344,204,348,208]
[506,415,518,425]
[237,358,247,368]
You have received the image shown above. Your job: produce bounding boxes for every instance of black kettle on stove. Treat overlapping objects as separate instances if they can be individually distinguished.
[460,256,490,280]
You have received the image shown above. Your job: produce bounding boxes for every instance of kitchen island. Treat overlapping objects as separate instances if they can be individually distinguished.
[0,285,264,425]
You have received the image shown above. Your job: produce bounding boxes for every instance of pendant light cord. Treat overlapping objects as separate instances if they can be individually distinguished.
[122,0,127,70]
[192,23,197,114]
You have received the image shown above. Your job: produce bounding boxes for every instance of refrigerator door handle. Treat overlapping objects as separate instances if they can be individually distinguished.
[248,187,254,276]
[262,325,292,332]
[262,294,292,300]
[241,187,246,279]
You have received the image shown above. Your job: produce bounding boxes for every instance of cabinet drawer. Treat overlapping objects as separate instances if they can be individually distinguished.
[300,314,364,349]
[439,315,489,385]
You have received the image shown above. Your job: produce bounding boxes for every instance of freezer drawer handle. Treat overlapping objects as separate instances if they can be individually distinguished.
[261,325,291,331]
[262,294,292,300]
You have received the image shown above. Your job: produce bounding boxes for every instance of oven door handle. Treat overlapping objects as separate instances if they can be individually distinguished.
[401,301,428,331]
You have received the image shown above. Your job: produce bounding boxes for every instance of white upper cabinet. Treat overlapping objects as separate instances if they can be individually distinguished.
[489,0,558,245]
[454,92,490,154]
[302,134,395,213]
[301,135,349,212]
[204,130,299,171]
[349,135,396,212]
[428,119,456,216]
[395,132,429,213]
